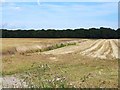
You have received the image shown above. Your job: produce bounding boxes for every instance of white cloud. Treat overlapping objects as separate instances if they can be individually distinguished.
[37,0,41,6]
[2,2,118,29]
[40,2,117,17]
[12,6,22,10]
[3,2,22,11]
[0,0,5,3]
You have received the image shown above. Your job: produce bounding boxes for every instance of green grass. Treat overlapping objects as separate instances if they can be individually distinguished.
[3,53,118,88]
[19,59,118,88]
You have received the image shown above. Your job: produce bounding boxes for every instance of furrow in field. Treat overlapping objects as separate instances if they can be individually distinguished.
[42,40,94,55]
[104,41,113,58]
[81,40,105,56]
[113,39,118,47]
[90,40,110,59]
[80,39,119,59]
[110,40,119,59]
[3,39,119,59]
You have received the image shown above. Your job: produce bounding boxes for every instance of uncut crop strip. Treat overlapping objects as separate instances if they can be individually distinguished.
[2,40,80,55]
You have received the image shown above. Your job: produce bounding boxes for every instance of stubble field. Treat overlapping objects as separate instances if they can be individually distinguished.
[1,38,119,88]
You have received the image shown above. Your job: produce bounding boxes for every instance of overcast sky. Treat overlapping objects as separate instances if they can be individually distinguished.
[1,2,118,29]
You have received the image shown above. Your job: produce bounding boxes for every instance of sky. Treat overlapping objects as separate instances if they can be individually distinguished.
[1,1,118,30]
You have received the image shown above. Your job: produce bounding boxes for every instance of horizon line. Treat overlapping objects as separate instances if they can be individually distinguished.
[1,27,119,30]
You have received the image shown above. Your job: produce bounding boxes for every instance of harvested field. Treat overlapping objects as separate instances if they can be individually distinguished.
[81,39,120,59]
[43,39,120,59]
[1,38,119,88]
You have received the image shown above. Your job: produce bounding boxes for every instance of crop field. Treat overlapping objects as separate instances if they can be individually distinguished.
[1,38,119,88]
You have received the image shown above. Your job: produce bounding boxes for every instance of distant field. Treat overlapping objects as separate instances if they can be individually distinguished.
[2,38,76,53]
[1,38,119,88]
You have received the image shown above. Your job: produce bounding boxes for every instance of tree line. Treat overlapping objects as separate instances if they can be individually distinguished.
[1,27,120,39]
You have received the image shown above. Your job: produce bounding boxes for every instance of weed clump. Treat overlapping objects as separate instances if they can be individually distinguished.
[20,64,69,88]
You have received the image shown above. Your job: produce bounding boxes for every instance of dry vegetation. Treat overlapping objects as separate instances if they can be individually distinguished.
[1,38,119,88]
[2,38,78,55]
